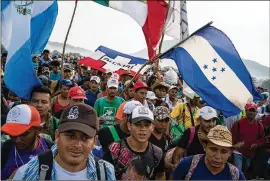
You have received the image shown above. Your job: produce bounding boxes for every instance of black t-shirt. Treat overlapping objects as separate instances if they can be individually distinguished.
[98,124,130,154]
[177,125,205,156]
[103,138,164,180]
[149,134,170,153]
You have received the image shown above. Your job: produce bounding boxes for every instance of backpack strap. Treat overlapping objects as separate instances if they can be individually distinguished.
[1,139,13,169]
[43,138,55,149]
[186,103,195,127]
[185,154,204,180]
[188,127,196,145]
[108,126,120,142]
[94,156,108,180]
[228,162,240,180]
[38,150,53,180]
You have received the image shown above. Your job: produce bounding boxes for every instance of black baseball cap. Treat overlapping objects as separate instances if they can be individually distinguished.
[58,104,99,137]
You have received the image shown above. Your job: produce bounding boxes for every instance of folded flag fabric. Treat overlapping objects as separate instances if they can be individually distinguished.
[92,0,168,60]
[2,0,58,100]
[78,45,148,75]
[162,25,262,117]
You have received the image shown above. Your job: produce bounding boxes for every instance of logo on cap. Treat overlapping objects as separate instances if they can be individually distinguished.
[77,89,83,94]
[138,107,149,115]
[9,107,20,120]
[67,106,79,119]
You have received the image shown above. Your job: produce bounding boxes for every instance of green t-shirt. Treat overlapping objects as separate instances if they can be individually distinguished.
[94,96,125,127]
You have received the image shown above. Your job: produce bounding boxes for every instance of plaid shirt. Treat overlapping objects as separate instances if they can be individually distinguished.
[19,144,116,180]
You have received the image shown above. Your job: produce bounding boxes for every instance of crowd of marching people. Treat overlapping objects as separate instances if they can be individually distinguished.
[1,49,270,180]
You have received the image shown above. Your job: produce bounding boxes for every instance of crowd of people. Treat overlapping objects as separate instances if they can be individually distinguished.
[1,49,270,180]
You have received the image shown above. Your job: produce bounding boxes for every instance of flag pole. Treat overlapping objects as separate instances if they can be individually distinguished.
[61,0,78,77]
[119,21,213,97]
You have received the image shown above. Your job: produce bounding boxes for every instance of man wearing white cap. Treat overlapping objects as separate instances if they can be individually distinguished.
[165,86,182,111]
[85,76,101,108]
[98,100,142,156]
[94,78,125,127]
[173,106,217,165]
[146,91,157,108]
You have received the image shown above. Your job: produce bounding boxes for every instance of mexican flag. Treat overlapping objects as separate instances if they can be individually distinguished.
[92,0,168,60]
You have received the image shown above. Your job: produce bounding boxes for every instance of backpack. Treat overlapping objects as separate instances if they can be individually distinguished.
[108,126,120,142]
[165,126,196,164]
[1,138,54,170]
[37,150,108,180]
[185,154,239,180]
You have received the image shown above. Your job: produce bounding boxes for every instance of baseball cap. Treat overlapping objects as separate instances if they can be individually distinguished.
[69,86,87,99]
[63,64,73,72]
[123,100,143,114]
[60,79,73,87]
[42,67,50,73]
[245,103,258,111]
[107,78,119,88]
[146,91,157,100]
[90,76,101,84]
[131,106,154,123]
[1,105,41,136]
[169,86,179,92]
[111,73,120,80]
[134,82,150,91]
[199,106,218,120]
[153,106,171,121]
[105,69,113,74]
[59,104,99,137]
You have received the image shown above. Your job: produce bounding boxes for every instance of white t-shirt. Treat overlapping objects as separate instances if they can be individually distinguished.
[54,160,88,180]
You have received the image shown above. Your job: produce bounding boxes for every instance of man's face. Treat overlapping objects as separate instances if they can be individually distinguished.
[191,97,200,106]
[154,118,170,134]
[64,70,72,79]
[155,88,167,99]
[90,80,99,92]
[205,142,232,169]
[199,117,216,133]
[126,88,135,99]
[70,98,84,105]
[123,75,132,82]
[90,69,98,76]
[30,92,51,117]
[1,56,7,62]
[128,120,154,143]
[51,66,59,73]
[61,85,71,98]
[134,88,148,103]
[56,130,97,166]
[246,108,257,120]
[43,72,50,78]
[43,52,50,60]
[10,127,39,151]
[107,87,118,98]
[105,73,112,80]
[169,89,178,99]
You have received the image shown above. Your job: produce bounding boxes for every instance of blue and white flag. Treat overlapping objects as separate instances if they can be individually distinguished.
[2,0,58,100]
[162,25,262,117]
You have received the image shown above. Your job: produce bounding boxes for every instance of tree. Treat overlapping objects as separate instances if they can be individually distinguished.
[261,79,270,91]
[252,77,257,86]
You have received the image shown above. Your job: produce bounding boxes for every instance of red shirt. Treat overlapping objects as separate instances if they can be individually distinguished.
[231,117,264,157]
[54,97,70,113]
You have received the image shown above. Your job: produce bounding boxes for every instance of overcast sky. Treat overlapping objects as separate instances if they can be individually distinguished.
[49,1,270,67]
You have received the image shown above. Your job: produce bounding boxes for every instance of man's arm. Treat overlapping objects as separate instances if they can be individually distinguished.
[172,147,185,165]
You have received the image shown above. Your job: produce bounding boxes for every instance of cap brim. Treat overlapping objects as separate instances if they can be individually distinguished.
[201,115,218,120]
[135,86,151,91]
[132,117,154,124]
[2,123,34,137]
[58,122,96,137]
[71,96,87,100]
[148,96,157,100]
[108,85,118,88]
[209,139,232,147]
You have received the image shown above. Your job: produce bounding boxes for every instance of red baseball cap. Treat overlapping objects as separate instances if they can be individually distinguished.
[69,86,87,100]
[2,104,41,136]
[245,103,258,111]
[133,82,150,91]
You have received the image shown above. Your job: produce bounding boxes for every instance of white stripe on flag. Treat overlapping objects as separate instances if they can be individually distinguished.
[181,35,253,109]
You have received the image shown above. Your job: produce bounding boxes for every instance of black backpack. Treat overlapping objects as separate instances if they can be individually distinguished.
[1,138,54,169]
[37,150,108,180]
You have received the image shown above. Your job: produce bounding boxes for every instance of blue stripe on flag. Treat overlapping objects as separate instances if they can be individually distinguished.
[164,47,241,116]
[4,40,42,100]
[195,26,262,101]
[96,46,147,64]
[31,1,58,54]
[1,0,10,12]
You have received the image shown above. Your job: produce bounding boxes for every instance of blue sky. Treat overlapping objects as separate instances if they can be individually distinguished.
[49,1,270,67]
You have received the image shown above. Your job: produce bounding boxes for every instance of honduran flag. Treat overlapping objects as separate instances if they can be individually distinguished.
[2,0,58,100]
[93,0,175,60]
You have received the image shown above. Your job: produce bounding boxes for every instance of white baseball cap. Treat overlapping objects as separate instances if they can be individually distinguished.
[90,76,101,83]
[123,100,143,114]
[107,78,119,88]
[199,106,218,120]
[146,91,157,100]
[131,106,154,123]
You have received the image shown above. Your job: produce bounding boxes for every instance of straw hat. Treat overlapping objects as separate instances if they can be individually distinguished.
[198,125,244,149]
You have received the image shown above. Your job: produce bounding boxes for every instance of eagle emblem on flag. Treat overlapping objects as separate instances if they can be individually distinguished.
[14,0,34,15]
